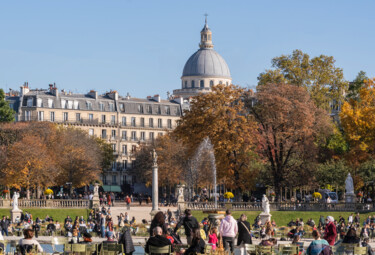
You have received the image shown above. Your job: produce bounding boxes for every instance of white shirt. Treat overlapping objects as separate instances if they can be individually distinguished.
[19,239,43,252]
[348,216,353,223]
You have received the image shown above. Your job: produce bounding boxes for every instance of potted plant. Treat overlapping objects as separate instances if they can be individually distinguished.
[270,192,276,202]
[312,192,322,202]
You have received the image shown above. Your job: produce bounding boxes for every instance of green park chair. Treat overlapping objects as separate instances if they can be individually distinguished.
[278,244,298,255]
[256,245,275,255]
[245,244,256,255]
[85,243,98,255]
[71,243,87,254]
[148,245,171,255]
[204,244,213,255]
[51,236,69,253]
[354,246,367,255]
[100,243,124,255]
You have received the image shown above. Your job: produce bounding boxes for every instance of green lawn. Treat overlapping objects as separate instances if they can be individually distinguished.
[192,211,374,227]
[0,208,90,223]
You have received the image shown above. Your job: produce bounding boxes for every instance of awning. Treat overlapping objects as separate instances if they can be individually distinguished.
[102,185,122,192]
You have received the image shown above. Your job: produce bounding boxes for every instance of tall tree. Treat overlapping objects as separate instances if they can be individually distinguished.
[340,78,375,166]
[257,50,348,111]
[55,127,102,188]
[0,89,15,123]
[132,134,188,187]
[2,135,57,198]
[246,83,333,196]
[346,71,368,100]
[173,85,259,190]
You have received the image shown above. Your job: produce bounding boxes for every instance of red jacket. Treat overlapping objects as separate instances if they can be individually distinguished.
[324,222,337,245]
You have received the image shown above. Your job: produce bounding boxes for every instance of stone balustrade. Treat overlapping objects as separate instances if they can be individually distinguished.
[1,199,91,208]
[184,201,375,212]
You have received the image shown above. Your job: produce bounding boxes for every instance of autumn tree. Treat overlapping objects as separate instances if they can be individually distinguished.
[55,127,103,189]
[246,83,333,196]
[0,89,15,123]
[2,135,57,198]
[132,134,188,189]
[174,85,259,190]
[258,49,348,111]
[340,78,375,165]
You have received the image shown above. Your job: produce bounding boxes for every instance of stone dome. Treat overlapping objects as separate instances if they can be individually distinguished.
[182,48,231,78]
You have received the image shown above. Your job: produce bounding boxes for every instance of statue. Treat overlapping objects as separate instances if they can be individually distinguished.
[262,194,270,214]
[12,192,20,211]
[93,183,99,196]
[178,186,184,197]
[151,149,158,166]
[345,173,354,194]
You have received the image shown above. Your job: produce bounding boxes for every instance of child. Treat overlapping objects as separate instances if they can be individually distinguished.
[208,227,218,250]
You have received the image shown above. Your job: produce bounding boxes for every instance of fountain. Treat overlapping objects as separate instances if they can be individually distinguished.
[189,137,224,228]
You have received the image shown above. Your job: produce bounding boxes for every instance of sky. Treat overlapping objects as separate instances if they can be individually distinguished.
[1,0,375,99]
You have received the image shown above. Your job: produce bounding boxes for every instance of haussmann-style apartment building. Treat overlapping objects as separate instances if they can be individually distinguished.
[6,82,184,193]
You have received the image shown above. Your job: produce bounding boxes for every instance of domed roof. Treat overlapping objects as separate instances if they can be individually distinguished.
[182,48,231,78]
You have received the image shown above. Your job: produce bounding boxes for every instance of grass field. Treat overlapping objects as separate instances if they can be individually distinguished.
[0,208,90,223]
[192,211,373,226]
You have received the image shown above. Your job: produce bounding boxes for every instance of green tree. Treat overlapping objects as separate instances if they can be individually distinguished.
[347,71,368,100]
[316,159,350,189]
[257,50,348,111]
[0,89,15,123]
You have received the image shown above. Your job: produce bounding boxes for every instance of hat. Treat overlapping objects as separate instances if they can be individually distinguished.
[327,216,334,222]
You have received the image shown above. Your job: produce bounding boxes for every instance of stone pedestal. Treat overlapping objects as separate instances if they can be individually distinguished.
[259,212,272,225]
[11,208,22,223]
[345,193,356,203]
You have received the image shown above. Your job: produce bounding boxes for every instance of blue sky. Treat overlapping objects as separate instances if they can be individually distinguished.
[1,0,374,98]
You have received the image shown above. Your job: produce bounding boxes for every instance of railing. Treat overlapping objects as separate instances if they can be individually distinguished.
[7,199,90,208]
[184,202,375,212]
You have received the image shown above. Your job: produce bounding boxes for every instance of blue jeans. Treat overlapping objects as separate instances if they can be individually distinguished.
[2,228,8,236]
[101,226,105,238]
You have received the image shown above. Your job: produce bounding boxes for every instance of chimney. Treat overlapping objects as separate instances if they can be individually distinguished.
[88,90,98,99]
[107,90,118,100]
[173,96,184,105]
[126,92,131,100]
[20,82,30,97]
[152,94,161,103]
[147,96,151,100]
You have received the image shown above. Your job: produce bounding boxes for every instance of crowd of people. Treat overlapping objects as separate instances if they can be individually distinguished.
[3,206,375,255]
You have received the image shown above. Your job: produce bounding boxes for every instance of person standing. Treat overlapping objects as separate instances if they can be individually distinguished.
[100,214,106,238]
[323,216,337,245]
[174,209,199,245]
[237,214,252,255]
[0,216,8,236]
[220,209,238,253]
[125,195,131,210]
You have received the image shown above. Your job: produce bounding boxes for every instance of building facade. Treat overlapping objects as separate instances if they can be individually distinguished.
[173,17,232,99]
[7,83,183,193]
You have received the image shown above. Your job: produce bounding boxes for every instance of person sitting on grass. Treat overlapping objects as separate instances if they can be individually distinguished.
[145,227,173,255]
[19,229,43,253]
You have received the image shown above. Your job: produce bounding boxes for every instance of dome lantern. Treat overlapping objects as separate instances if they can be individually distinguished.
[199,15,214,49]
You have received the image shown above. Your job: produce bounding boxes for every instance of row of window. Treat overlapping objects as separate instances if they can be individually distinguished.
[33,111,174,129]
[29,98,176,115]
[183,80,229,89]
[98,129,164,143]
[102,174,132,186]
